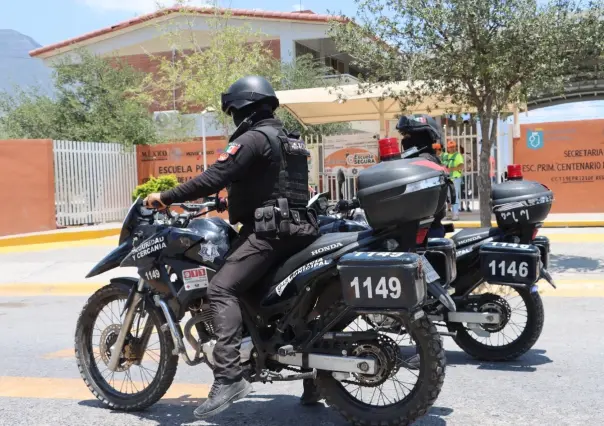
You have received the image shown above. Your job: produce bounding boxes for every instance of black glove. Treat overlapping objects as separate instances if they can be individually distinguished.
[335,199,350,213]
[217,197,228,213]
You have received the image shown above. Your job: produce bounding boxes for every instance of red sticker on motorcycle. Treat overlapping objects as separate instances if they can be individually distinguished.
[183,267,209,291]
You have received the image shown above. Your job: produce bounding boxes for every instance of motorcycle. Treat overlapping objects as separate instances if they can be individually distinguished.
[74,156,453,426]
[308,167,556,362]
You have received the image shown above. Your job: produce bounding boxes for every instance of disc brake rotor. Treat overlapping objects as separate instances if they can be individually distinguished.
[99,324,135,372]
[478,294,512,333]
[350,334,401,387]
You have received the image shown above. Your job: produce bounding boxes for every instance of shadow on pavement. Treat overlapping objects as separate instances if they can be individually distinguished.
[445,348,553,373]
[549,254,603,273]
[79,393,452,425]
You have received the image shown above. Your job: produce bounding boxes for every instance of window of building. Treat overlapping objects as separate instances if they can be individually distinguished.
[295,42,319,60]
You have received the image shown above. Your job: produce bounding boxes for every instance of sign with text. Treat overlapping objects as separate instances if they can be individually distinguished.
[323,134,379,177]
[136,138,229,220]
[514,119,604,213]
[136,139,227,185]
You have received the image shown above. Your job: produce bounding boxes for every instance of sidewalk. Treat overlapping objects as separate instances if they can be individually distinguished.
[450,212,604,229]
[2,212,604,248]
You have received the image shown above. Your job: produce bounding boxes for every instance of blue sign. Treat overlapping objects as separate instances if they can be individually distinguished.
[527,130,544,150]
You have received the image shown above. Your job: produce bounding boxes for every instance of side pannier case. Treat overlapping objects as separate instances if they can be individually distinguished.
[338,252,426,311]
[356,158,448,230]
[492,180,553,229]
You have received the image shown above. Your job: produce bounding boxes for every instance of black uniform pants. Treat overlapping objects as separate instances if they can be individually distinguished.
[207,224,317,381]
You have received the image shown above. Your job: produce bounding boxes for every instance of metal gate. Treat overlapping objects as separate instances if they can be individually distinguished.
[305,133,361,204]
[53,140,138,226]
[442,122,480,212]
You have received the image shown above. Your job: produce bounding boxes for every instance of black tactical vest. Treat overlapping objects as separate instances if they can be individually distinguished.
[254,126,310,209]
[227,125,310,224]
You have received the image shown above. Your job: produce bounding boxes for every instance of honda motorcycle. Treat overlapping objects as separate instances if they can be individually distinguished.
[75,157,454,426]
[308,171,556,362]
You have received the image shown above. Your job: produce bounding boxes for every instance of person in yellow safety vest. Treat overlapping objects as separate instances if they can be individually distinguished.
[442,140,464,220]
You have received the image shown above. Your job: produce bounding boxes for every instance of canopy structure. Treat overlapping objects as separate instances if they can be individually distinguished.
[276,81,523,136]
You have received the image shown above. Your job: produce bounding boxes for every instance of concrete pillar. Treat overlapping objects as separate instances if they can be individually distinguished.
[280,36,296,64]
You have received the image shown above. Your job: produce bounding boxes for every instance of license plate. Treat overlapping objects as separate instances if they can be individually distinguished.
[420,255,440,283]
[480,252,538,285]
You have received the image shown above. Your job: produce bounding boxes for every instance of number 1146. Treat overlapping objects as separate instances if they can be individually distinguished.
[488,260,529,278]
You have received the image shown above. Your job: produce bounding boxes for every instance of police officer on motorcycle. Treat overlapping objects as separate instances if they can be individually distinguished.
[395,114,450,238]
[144,76,319,419]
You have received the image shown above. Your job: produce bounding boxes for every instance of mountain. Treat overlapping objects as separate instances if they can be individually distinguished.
[0,29,52,95]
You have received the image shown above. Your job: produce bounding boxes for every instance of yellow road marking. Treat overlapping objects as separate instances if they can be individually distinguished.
[0,376,208,401]
[44,347,162,360]
[0,237,118,254]
[1,228,604,255]
[535,233,604,243]
[0,283,104,296]
[0,228,120,248]
[2,279,604,297]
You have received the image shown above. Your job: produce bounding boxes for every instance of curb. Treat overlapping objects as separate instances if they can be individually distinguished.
[445,220,604,229]
[0,228,121,248]
[2,219,603,248]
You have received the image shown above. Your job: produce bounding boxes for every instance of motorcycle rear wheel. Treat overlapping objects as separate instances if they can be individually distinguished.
[450,285,544,361]
[315,303,446,426]
[75,283,178,411]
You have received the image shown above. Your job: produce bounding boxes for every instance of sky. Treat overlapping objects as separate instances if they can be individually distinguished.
[1,0,602,121]
[0,0,357,46]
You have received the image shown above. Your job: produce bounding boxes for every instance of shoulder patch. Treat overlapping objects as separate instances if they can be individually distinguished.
[226,143,241,155]
[217,152,229,162]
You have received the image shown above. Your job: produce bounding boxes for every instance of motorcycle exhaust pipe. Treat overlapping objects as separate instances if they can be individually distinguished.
[270,352,377,375]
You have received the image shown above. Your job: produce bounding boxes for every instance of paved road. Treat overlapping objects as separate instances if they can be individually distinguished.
[1,228,604,425]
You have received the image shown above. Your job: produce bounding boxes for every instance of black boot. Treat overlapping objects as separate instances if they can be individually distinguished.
[300,378,322,406]
[194,378,253,419]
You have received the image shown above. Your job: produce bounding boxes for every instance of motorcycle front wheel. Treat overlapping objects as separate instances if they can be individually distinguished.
[74,283,178,411]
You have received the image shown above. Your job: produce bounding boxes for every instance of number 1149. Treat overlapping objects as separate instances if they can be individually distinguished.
[350,276,402,299]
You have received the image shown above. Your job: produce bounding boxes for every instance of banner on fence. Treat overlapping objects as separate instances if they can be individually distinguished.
[514,119,604,213]
[136,138,227,184]
[323,134,379,177]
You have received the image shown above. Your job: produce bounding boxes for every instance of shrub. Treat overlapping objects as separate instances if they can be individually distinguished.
[132,175,179,201]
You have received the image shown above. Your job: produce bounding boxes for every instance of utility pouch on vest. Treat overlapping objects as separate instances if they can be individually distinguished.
[254,206,278,238]
[277,198,293,237]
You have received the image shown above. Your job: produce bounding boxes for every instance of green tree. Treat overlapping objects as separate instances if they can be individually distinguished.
[0,51,158,146]
[145,9,352,139]
[141,9,280,136]
[332,0,604,225]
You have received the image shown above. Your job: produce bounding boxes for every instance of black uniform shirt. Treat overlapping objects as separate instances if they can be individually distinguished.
[161,119,282,223]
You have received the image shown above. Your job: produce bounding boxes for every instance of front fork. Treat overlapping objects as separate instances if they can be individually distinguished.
[107,279,153,372]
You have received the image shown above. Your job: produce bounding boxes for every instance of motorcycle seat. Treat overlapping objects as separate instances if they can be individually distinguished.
[272,230,373,283]
[451,227,503,248]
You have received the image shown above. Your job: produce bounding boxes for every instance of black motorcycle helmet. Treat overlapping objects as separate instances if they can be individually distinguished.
[396,114,442,154]
[221,76,279,120]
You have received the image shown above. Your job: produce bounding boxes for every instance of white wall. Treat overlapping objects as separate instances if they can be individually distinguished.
[41,14,331,65]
